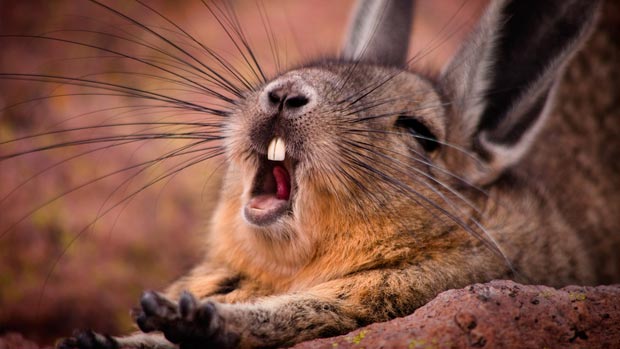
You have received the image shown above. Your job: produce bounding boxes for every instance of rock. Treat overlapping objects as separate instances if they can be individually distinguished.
[4,281,619,349]
[0,332,43,349]
[292,280,620,349]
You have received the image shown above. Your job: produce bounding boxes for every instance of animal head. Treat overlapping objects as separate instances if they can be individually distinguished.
[217,0,600,247]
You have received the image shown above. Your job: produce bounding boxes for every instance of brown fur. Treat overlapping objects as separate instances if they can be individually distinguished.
[61,1,619,348]
[519,1,620,283]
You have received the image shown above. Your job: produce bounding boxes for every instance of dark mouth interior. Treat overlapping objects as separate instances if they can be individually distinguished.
[251,160,291,201]
[244,159,294,226]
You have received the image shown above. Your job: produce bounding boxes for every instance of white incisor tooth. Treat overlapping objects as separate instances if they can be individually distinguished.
[267,136,286,161]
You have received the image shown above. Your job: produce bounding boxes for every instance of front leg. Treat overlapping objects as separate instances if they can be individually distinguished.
[57,262,243,349]
[132,290,357,349]
[132,252,505,348]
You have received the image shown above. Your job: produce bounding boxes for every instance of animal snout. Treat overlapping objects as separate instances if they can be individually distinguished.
[260,77,317,117]
[268,90,308,109]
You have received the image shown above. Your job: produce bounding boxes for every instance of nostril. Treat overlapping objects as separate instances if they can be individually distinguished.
[262,80,314,113]
[268,91,281,105]
[284,95,309,108]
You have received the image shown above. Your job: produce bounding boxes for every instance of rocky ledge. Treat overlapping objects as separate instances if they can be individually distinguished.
[293,280,620,349]
[1,280,618,349]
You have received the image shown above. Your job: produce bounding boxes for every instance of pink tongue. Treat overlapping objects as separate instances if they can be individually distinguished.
[273,165,291,200]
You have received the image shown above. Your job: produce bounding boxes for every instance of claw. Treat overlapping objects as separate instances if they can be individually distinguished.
[140,291,161,316]
[76,331,97,348]
[197,301,217,325]
[179,291,198,321]
[56,330,118,349]
[135,312,155,333]
[57,337,78,349]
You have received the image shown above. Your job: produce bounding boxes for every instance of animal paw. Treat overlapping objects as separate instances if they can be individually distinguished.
[134,290,238,349]
[56,330,118,349]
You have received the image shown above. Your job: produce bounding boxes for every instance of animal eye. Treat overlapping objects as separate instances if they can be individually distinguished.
[395,116,439,152]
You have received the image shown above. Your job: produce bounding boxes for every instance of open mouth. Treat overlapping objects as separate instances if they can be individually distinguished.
[243,137,295,226]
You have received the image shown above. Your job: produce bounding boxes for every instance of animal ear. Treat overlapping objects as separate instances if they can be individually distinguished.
[342,0,414,66]
[439,0,600,184]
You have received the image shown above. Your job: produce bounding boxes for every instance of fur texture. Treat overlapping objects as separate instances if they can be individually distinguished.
[58,1,618,348]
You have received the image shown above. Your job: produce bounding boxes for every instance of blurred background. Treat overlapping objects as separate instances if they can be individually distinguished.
[0,1,486,347]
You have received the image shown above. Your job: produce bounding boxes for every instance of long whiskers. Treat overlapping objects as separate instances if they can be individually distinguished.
[338,137,515,274]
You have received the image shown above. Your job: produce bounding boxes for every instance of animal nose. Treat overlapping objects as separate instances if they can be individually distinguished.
[260,78,315,115]
[268,90,309,109]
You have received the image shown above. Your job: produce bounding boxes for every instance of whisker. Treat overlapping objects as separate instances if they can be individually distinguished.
[257,1,282,75]
[342,137,484,216]
[1,130,223,160]
[1,138,224,240]
[342,128,487,191]
[131,0,253,95]
[36,144,224,312]
[201,0,266,85]
[87,0,243,97]
[339,144,513,272]
[1,121,222,145]
[0,73,229,115]
[37,28,240,99]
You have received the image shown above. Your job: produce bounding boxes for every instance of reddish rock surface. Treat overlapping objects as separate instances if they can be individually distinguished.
[0,332,42,349]
[2,281,618,349]
[293,280,620,349]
